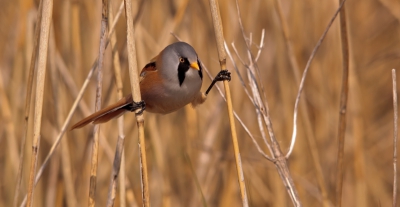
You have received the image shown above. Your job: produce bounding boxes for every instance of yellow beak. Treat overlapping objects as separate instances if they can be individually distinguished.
[190,62,200,70]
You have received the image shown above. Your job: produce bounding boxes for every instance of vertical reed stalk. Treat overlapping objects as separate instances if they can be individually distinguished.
[18,3,125,206]
[26,0,53,206]
[106,1,127,206]
[335,0,349,206]
[88,0,108,206]
[392,69,398,207]
[14,2,43,207]
[124,0,150,206]
[207,0,248,206]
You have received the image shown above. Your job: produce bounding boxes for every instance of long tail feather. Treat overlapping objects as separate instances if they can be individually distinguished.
[70,94,133,130]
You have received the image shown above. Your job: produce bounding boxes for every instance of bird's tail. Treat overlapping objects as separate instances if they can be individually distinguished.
[70,95,133,130]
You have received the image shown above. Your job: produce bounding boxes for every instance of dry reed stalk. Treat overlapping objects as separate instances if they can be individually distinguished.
[197,53,271,163]
[237,0,345,206]
[392,69,398,207]
[186,45,274,170]
[124,0,150,206]
[207,0,248,206]
[88,0,108,205]
[233,38,302,206]
[224,43,272,161]
[335,0,349,206]
[13,1,43,206]
[106,1,126,206]
[272,1,330,206]
[286,0,347,158]
[18,1,125,207]
[55,46,117,161]
[232,1,302,205]
[20,60,97,207]
[230,37,275,155]
[25,0,53,205]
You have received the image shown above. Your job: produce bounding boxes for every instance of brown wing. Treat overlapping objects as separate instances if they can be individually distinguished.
[140,61,157,81]
[69,94,133,130]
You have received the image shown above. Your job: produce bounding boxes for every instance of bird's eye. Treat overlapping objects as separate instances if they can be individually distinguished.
[179,57,185,63]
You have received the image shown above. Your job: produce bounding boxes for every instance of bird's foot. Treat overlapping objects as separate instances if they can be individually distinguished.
[214,70,231,82]
[127,100,146,115]
[205,70,232,95]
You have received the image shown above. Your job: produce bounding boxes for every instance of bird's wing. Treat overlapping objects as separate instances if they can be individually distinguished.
[140,61,157,82]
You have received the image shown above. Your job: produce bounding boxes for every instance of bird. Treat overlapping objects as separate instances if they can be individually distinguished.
[70,42,230,130]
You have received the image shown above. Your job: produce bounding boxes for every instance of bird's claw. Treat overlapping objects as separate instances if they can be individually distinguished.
[127,100,146,115]
[215,70,231,82]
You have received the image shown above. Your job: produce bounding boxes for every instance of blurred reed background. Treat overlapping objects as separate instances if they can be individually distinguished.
[1,0,400,206]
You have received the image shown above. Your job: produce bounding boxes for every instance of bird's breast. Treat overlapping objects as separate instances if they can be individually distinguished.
[139,70,202,114]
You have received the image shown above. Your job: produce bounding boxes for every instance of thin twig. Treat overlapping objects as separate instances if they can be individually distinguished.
[124,0,150,206]
[233,2,302,205]
[233,1,277,156]
[207,0,249,205]
[273,0,330,206]
[88,0,108,206]
[393,69,398,207]
[335,0,350,206]
[254,29,265,62]
[229,42,273,154]
[201,62,273,162]
[14,1,43,206]
[25,0,53,205]
[286,0,348,158]
[225,42,273,159]
[234,0,267,108]
[238,33,302,206]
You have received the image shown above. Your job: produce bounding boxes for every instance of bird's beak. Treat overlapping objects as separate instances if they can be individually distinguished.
[190,62,200,70]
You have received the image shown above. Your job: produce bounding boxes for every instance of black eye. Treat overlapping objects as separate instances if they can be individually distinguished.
[179,57,185,63]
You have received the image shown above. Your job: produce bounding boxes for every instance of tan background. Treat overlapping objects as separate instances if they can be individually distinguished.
[1,0,400,206]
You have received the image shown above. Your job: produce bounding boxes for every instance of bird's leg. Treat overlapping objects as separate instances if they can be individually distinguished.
[205,70,231,95]
[126,100,146,115]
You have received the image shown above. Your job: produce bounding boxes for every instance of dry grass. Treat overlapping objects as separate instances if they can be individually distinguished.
[2,0,400,206]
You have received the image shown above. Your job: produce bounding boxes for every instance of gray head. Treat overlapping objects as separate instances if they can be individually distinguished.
[160,42,203,86]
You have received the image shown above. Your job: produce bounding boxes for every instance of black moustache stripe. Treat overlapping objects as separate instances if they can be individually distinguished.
[177,58,190,86]
[177,58,203,86]
[198,60,203,80]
